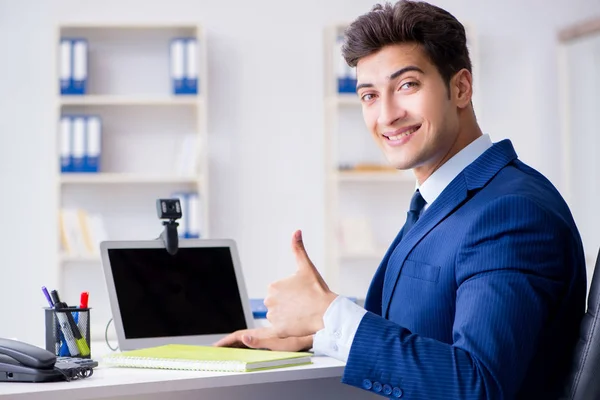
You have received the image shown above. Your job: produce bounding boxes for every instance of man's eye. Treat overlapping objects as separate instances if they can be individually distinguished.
[400,81,418,90]
[361,93,376,101]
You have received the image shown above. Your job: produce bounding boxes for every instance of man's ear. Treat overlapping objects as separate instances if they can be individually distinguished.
[452,69,473,109]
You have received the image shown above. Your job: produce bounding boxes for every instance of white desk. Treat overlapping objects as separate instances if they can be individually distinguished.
[0,356,379,400]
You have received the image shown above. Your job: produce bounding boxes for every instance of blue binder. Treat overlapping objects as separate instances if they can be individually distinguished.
[59,40,72,95]
[71,117,86,172]
[335,36,356,94]
[184,38,198,95]
[170,39,186,95]
[186,192,200,238]
[250,299,267,319]
[59,38,88,95]
[71,39,88,95]
[84,116,101,173]
[59,116,72,172]
[170,192,188,238]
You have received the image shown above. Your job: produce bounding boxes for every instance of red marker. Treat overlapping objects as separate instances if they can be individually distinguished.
[79,291,89,308]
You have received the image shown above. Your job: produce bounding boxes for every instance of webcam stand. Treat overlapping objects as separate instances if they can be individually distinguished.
[159,219,180,255]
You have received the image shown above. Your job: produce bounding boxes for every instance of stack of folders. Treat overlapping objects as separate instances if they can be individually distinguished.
[59,38,88,95]
[102,344,312,372]
[170,191,201,239]
[59,208,108,258]
[334,36,356,94]
[170,37,199,95]
[60,115,102,173]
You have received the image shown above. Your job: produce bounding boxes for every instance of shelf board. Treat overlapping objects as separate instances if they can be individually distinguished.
[333,170,415,183]
[59,95,202,106]
[59,23,199,30]
[60,173,201,185]
[60,254,101,263]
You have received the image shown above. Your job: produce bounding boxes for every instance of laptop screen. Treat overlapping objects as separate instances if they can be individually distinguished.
[107,246,248,339]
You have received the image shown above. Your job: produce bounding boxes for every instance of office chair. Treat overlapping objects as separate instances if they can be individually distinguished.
[562,248,600,400]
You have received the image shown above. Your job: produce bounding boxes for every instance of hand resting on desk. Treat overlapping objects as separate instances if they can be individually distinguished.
[213,327,312,352]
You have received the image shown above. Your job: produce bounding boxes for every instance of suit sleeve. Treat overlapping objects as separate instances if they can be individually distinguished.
[342,195,571,399]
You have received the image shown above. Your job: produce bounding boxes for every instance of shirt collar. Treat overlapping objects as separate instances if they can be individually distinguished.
[417,134,493,206]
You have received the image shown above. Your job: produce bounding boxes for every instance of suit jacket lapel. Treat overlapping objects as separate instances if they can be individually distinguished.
[364,226,405,315]
[380,139,519,317]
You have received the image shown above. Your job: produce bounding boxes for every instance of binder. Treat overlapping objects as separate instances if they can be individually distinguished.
[185,38,198,94]
[71,39,88,95]
[59,40,72,95]
[101,344,312,372]
[85,116,101,173]
[59,116,72,173]
[71,117,86,172]
[170,39,185,95]
[187,192,201,238]
[170,192,188,238]
[335,36,356,94]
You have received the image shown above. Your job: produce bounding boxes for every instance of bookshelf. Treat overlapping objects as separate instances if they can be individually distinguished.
[323,23,480,298]
[53,23,208,339]
[557,21,600,292]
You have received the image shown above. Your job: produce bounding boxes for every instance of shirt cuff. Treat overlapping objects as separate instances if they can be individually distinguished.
[312,296,367,362]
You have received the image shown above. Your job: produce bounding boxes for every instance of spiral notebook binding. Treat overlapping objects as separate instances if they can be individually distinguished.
[103,356,246,372]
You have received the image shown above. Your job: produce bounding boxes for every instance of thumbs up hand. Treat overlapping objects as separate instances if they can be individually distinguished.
[264,230,338,338]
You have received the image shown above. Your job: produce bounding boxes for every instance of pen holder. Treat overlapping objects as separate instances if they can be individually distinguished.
[44,307,92,359]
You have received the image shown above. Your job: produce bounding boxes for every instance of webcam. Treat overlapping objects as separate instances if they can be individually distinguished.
[156,199,182,220]
[156,199,181,256]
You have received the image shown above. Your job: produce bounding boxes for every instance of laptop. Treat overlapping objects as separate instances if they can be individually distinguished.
[99,239,255,351]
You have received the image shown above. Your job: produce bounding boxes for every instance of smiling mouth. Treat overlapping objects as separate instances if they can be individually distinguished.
[383,125,421,141]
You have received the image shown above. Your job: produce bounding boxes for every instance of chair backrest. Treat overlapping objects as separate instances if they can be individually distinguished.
[562,248,600,400]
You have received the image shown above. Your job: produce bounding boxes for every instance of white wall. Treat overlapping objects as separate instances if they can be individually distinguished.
[0,0,599,345]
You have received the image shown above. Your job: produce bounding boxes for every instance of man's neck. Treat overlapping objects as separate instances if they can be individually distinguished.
[414,119,483,185]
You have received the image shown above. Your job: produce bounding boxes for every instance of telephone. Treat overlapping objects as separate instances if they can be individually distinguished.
[0,337,65,382]
[0,338,97,382]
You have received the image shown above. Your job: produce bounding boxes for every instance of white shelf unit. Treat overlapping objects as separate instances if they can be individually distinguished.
[323,23,480,298]
[557,20,600,292]
[323,24,416,297]
[53,23,209,339]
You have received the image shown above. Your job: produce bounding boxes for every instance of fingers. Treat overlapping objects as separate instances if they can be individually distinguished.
[214,328,313,352]
[213,331,247,348]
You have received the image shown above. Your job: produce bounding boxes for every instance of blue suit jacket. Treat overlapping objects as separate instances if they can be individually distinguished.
[342,140,586,399]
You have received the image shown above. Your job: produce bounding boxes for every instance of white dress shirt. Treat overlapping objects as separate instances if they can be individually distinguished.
[313,134,493,361]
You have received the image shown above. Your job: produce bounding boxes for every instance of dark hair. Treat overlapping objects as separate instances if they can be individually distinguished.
[342,0,472,88]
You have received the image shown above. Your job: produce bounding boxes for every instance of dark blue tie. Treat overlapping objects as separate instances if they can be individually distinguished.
[403,189,426,236]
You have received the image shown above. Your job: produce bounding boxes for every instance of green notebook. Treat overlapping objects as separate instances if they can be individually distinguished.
[102,344,313,372]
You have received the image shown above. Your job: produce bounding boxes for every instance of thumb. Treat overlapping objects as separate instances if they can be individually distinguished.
[292,230,313,269]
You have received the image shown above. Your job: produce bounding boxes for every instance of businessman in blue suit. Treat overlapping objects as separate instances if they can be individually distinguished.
[216,1,587,398]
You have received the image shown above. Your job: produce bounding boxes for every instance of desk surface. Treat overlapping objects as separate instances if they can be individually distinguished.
[0,356,348,400]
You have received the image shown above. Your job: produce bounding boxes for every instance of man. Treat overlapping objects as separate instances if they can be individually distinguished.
[216,1,587,398]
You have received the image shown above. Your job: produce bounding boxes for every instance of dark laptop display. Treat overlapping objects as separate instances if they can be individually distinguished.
[107,246,248,339]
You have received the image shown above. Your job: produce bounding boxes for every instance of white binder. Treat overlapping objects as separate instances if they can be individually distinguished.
[185,38,198,94]
[170,39,185,94]
[59,40,72,94]
[187,192,201,238]
[71,117,86,172]
[72,39,88,94]
[171,192,189,238]
[85,116,101,173]
[59,116,72,172]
